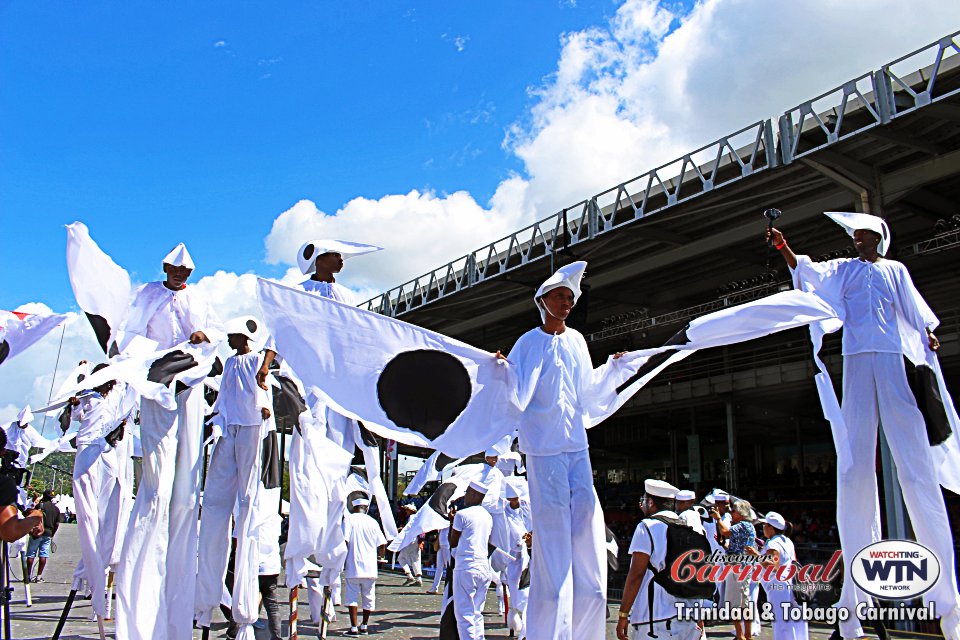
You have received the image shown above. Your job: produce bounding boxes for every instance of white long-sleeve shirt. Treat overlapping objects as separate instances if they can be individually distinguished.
[1,422,51,467]
[123,281,225,350]
[791,256,938,356]
[508,327,624,456]
[72,391,123,448]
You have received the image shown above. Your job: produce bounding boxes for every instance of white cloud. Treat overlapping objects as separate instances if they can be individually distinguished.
[213,40,228,48]
[441,33,470,53]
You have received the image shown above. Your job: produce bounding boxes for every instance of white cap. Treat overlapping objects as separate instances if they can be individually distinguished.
[704,495,715,506]
[644,479,678,499]
[763,512,787,531]
[468,480,489,495]
[162,243,195,269]
[534,261,587,322]
[297,240,383,275]
[352,498,370,508]
[484,447,500,458]
[401,503,417,512]
[16,405,33,426]
[713,490,729,502]
[675,490,696,501]
[505,484,520,499]
[225,316,263,344]
[824,211,891,256]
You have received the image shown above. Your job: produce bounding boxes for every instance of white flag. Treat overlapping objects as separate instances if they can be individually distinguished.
[0,309,73,368]
[66,222,132,354]
[257,278,519,457]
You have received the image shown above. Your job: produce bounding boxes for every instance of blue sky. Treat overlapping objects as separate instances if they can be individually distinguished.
[0,0,630,312]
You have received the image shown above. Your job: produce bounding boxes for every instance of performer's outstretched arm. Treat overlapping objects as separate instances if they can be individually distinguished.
[765,227,798,269]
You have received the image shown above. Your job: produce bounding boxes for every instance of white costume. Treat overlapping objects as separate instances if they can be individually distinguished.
[195,319,271,639]
[115,245,226,640]
[759,514,809,640]
[343,504,387,613]
[70,387,128,617]
[626,481,701,640]
[504,484,532,637]
[790,213,960,639]
[452,496,494,640]
[2,407,53,469]
[430,527,451,593]
[508,262,628,640]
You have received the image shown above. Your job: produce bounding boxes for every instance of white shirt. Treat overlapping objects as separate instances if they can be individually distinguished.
[509,327,625,456]
[452,505,493,574]
[438,527,450,549]
[2,422,50,467]
[343,511,387,580]
[679,508,706,536]
[628,510,698,625]
[124,281,225,350]
[215,352,270,427]
[505,504,532,552]
[792,257,938,356]
[73,391,122,448]
[761,534,796,582]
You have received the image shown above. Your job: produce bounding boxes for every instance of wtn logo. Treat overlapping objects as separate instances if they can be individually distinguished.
[852,541,940,600]
[861,558,927,582]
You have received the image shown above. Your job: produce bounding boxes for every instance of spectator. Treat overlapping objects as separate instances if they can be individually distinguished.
[712,498,755,640]
[26,489,60,582]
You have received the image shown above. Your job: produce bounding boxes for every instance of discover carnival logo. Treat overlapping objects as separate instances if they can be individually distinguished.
[850,540,940,600]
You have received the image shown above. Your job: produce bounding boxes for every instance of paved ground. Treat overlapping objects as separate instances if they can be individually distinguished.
[5,524,848,639]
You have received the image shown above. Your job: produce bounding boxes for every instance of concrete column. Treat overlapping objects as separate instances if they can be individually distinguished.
[726,401,737,494]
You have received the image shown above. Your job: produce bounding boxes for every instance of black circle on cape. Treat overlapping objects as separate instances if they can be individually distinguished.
[376,350,471,440]
[0,340,9,366]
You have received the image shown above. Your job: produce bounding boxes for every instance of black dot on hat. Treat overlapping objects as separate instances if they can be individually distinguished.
[246,319,258,333]
[376,350,471,440]
[303,244,315,260]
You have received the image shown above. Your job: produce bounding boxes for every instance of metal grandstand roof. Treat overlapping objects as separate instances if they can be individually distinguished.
[360,31,960,349]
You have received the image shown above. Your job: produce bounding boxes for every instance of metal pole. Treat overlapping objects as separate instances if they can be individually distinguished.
[51,589,78,640]
[288,584,298,640]
[725,401,737,494]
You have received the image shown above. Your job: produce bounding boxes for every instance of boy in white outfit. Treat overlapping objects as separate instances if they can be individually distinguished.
[342,497,387,636]
[195,316,272,640]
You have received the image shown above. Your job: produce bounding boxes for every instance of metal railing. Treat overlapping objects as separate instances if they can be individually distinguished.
[362,30,960,317]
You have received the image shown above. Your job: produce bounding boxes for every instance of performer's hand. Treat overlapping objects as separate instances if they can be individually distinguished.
[928,331,940,352]
[612,351,626,360]
[616,618,630,640]
[256,365,270,390]
[709,507,719,520]
[493,350,508,361]
[766,227,785,247]
[261,407,272,420]
[189,331,209,344]
[68,396,80,407]
[78,359,88,365]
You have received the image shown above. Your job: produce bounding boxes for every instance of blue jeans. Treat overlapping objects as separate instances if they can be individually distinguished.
[26,535,52,558]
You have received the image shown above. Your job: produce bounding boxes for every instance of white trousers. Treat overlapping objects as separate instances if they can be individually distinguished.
[431,546,451,592]
[72,443,112,616]
[504,548,529,635]
[629,619,701,640]
[454,568,492,640]
[398,542,422,577]
[526,450,607,640]
[195,424,262,631]
[344,577,376,610]
[836,353,960,639]
[116,388,204,640]
[763,583,809,640]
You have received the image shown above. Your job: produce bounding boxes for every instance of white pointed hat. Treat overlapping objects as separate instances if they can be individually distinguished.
[225,316,263,344]
[534,261,587,322]
[297,240,383,275]
[162,243,196,269]
[824,212,891,256]
[16,405,33,426]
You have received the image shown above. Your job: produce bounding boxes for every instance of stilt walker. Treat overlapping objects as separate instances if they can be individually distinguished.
[768,213,960,640]
[114,243,225,640]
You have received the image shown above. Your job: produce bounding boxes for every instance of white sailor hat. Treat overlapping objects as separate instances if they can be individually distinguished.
[505,484,520,499]
[225,316,263,344]
[400,503,418,512]
[712,490,730,502]
[824,211,891,256]
[484,447,500,458]
[162,243,195,269]
[763,512,787,531]
[352,497,371,508]
[468,480,489,495]
[644,479,678,499]
[675,490,696,502]
[297,240,383,275]
[534,261,587,322]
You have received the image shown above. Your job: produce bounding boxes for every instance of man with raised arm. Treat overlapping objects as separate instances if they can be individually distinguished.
[768,213,960,639]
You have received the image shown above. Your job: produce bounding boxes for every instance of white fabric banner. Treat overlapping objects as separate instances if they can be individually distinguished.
[0,309,73,368]
[257,278,520,457]
[66,222,132,353]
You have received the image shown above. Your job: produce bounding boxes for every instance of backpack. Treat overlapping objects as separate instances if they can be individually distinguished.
[642,514,715,636]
